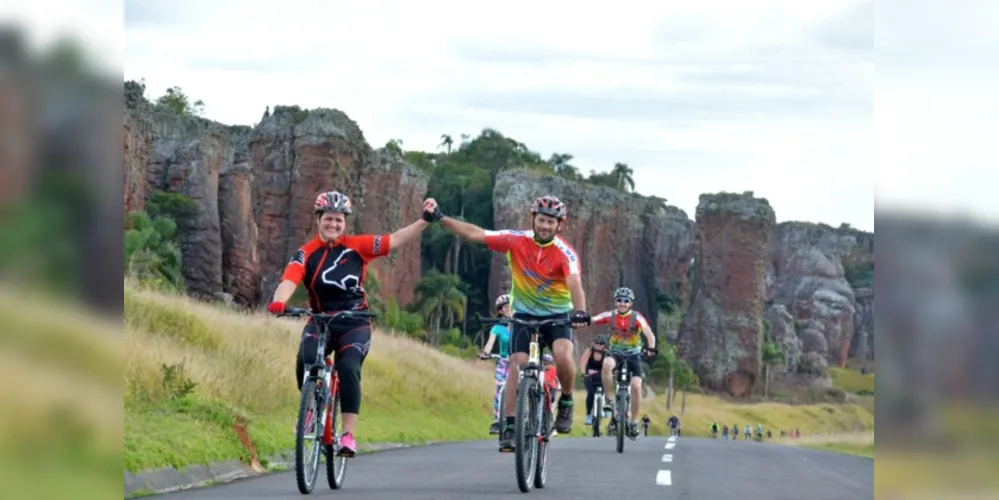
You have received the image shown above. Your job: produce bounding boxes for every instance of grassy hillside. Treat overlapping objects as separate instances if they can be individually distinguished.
[124,281,497,472]
[123,281,875,473]
[0,286,121,500]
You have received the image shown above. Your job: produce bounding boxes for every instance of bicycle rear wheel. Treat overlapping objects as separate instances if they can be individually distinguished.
[515,375,539,493]
[295,379,322,494]
[325,391,347,489]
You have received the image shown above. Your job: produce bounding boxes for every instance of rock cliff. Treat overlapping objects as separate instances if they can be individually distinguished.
[676,192,776,398]
[768,222,873,367]
[123,84,427,307]
[489,169,696,348]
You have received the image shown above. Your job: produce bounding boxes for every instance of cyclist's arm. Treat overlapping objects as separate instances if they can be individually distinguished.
[272,247,308,303]
[637,312,656,350]
[482,332,497,353]
[441,216,487,243]
[388,219,430,249]
[566,273,587,311]
[578,347,591,374]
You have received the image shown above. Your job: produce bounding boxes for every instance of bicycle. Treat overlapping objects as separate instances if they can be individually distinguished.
[606,348,640,454]
[279,307,376,495]
[477,352,505,435]
[477,314,573,493]
[589,376,606,438]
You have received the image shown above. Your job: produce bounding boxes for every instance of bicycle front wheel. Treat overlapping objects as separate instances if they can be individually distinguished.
[295,379,322,494]
[615,392,627,454]
[515,376,539,493]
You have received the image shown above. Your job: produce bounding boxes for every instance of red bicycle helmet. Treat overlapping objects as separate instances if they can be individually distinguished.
[314,190,352,215]
[530,195,567,221]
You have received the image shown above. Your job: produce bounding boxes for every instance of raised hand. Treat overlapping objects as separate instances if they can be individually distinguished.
[422,197,443,222]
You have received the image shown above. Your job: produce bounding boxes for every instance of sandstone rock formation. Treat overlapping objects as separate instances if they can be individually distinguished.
[489,168,696,348]
[768,222,870,367]
[676,192,776,398]
[250,106,429,306]
[123,84,427,307]
[764,304,800,373]
[850,287,873,359]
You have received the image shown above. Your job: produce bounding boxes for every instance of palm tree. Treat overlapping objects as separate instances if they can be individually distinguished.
[439,134,454,154]
[762,341,785,399]
[611,162,635,192]
[413,270,467,343]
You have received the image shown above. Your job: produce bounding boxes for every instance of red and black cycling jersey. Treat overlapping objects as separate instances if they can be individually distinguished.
[280,233,392,312]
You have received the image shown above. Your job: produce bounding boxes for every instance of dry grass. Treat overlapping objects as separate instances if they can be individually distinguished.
[774,431,875,458]
[0,286,122,500]
[124,280,498,472]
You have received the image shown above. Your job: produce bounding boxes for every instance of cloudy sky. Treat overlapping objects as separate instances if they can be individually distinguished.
[24,0,985,234]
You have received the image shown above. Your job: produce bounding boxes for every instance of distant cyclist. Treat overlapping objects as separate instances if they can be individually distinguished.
[479,293,513,434]
[756,424,764,441]
[578,334,608,426]
[641,414,651,436]
[667,414,679,436]
[722,425,729,440]
[267,190,431,457]
[711,421,719,438]
[744,424,751,441]
[733,425,739,439]
[584,286,657,439]
[424,195,591,452]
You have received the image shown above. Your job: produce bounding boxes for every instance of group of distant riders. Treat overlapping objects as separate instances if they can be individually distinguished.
[710,421,771,441]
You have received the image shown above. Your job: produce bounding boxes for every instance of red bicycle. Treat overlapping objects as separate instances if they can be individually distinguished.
[279,307,376,494]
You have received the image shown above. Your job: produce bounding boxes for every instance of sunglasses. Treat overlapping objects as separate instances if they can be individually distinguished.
[615,298,632,304]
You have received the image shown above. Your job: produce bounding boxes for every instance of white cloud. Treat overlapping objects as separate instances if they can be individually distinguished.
[123,0,885,231]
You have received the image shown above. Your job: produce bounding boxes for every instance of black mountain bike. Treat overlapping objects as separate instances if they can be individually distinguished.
[607,348,639,454]
[279,307,376,495]
[478,314,573,493]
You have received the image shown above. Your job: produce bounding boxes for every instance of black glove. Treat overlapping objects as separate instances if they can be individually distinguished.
[570,309,590,326]
[422,204,443,222]
[642,347,658,362]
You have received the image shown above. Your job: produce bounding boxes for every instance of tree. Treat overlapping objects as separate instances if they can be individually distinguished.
[611,162,636,192]
[413,270,467,343]
[156,86,205,116]
[762,341,785,399]
[124,211,185,291]
[548,153,582,181]
[439,134,454,154]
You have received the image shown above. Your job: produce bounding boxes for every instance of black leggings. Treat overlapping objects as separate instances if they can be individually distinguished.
[295,318,372,415]
[583,374,602,414]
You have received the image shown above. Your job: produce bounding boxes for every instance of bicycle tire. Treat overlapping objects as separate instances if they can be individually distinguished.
[515,375,539,493]
[533,389,550,489]
[295,379,322,494]
[325,390,347,489]
[615,391,626,454]
[592,393,602,438]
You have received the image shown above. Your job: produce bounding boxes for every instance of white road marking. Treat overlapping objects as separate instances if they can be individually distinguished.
[665,442,676,450]
[668,436,677,442]
[662,454,673,462]
[656,470,672,486]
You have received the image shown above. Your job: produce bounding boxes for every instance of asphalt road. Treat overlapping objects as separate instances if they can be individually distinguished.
[159,433,872,499]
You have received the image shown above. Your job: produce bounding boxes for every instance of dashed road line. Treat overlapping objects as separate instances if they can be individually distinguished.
[662,454,673,462]
[656,470,672,486]
[665,442,676,450]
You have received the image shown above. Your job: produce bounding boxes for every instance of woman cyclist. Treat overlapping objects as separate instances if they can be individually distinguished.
[578,334,608,426]
[267,190,432,457]
[479,294,512,434]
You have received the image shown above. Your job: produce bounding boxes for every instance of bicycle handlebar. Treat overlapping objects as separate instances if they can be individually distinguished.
[278,307,378,321]
[476,314,573,328]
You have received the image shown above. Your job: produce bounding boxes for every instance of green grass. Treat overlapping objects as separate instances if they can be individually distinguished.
[829,366,875,395]
[124,281,497,473]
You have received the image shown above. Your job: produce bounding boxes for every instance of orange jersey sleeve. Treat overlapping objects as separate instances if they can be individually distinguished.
[343,234,391,261]
[483,229,523,253]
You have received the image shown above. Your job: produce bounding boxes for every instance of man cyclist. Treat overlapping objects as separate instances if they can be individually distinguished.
[478,294,513,435]
[711,421,719,438]
[667,414,680,436]
[422,195,591,452]
[578,334,609,426]
[641,414,651,436]
[586,286,657,439]
[744,424,751,441]
[756,424,764,441]
[267,191,432,457]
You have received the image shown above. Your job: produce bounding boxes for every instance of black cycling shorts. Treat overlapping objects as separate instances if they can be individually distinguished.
[510,312,574,355]
[608,352,644,379]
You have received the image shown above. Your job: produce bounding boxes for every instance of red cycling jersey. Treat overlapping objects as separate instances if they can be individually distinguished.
[280,233,391,312]
[591,310,652,353]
